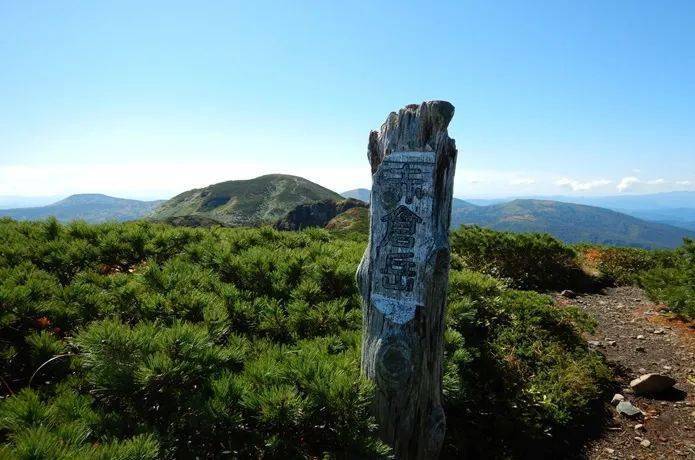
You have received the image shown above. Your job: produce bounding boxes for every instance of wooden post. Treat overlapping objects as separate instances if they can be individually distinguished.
[357,101,457,459]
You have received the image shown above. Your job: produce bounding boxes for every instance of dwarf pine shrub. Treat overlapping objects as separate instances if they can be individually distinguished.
[0,219,611,458]
[640,238,695,319]
[451,225,590,291]
[575,244,677,286]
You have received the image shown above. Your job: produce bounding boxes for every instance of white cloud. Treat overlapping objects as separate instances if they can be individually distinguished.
[454,169,548,196]
[509,177,536,186]
[676,180,692,186]
[555,178,612,192]
[617,177,667,192]
[617,176,639,192]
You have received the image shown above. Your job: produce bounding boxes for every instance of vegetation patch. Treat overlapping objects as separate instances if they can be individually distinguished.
[575,244,675,286]
[640,238,695,319]
[0,219,612,457]
[451,225,592,291]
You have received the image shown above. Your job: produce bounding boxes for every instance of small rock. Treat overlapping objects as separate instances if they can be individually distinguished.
[611,393,625,405]
[640,439,651,447]
[606,340,617,346]
[653,328,664,334]
[560,289,576,298]
[604,447,615,454]
[634,423,644,431]
[617,400,643,417]
[588,340,601,347]
[635,346,646,352]
[637,335,645,340]
[630,374,676,395]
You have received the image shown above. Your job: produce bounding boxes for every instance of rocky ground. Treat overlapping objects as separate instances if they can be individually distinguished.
[556,286,695,459]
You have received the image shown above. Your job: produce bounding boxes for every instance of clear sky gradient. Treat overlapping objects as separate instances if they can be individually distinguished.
[1,1,694,199]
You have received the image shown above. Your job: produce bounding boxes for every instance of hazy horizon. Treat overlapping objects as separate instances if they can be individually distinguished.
[3,186,695,211]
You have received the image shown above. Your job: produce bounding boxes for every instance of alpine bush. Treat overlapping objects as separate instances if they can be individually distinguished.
[640,238,695,319]
[451,225,590,291]
[0,219,611,458]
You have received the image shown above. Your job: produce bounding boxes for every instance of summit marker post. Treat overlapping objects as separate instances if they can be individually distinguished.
[357,101,458,459]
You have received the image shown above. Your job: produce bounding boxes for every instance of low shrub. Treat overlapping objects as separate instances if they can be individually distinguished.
[576,244,676,286]
[451,225,590,291]
[443,270,610,458]
[0,219,611,458]
[640,238,695,319]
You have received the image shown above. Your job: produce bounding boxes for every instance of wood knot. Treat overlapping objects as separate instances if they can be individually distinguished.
[375,336,414,392]
[426,405,446,454]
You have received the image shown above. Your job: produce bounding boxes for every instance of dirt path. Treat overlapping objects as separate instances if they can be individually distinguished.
[556,286,695,459]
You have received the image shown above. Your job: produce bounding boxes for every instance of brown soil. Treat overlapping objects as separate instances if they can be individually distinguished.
[556,286,695,459]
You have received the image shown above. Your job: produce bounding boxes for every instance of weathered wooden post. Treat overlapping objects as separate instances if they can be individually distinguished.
[357,101,457,459]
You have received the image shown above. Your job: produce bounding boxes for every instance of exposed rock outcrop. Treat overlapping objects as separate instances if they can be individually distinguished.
[275,198,367,231]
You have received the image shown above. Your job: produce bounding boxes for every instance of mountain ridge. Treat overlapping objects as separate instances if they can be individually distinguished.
[450,198,694,248]
[152,174,342,226]
[341,188,693,248]
[0,194,164,222]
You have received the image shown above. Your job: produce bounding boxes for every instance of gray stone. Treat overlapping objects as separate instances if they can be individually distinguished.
[630,373,676,394]
[616,400,643,417]
[611,393,625,405]
[561,289,577,298]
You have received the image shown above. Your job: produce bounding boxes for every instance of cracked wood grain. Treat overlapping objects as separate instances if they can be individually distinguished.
[357,101,458,459]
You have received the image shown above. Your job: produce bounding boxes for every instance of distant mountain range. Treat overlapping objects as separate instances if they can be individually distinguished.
[450,199,694,248]
[0,181,692,248]
[341,188,371,203]
[462,191,695,209]
[462,191,695,231]
[342,188,694,248]
[0,194,164,222]
[0,195,64,210]
[152,174,342,226]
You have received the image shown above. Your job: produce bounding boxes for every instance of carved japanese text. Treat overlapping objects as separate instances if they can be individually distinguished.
[369,151,435,324]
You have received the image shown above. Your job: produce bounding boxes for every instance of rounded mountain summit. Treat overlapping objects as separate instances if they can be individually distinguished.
[152,174,343,226]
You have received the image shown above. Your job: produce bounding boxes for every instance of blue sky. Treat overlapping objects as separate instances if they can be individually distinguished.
[1,0,694,199]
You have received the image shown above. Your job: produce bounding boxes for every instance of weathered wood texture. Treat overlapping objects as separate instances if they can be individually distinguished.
[357,101,457,459]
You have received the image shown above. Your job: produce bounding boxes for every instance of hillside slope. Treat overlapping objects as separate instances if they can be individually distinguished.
[325,207,370,233]
[451,199,695,248]
[341,188,371,202]
[153,174,342,226]
[0,194,164,222]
